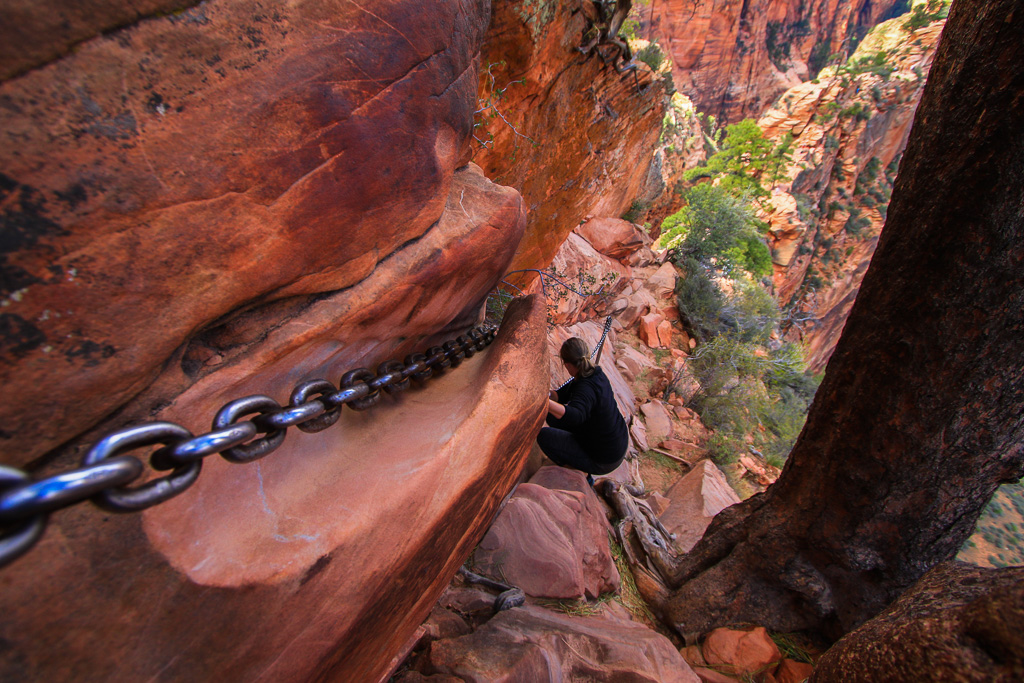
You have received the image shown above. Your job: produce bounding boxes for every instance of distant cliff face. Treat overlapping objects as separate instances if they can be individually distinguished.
[473,0,668,274]
[646,0,903,123]
[757,14,944,372]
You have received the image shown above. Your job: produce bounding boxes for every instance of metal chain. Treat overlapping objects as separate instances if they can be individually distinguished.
[0,324,497,568]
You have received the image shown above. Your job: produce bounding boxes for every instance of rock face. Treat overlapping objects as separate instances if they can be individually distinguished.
[0,0,501,464]
[812,562,1024,682]
[0,1,553,681]
[473,0,668,275]
[473,467,620,600]
[646,0,903,123]
[757,14,944,371]
[547,231,631,326]
[426,602,701,682]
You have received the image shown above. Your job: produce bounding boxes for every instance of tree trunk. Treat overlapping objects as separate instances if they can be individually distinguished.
[663,0,1024,641]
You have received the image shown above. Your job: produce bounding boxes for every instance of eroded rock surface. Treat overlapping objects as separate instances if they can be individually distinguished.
[473,466,620,600]
[473,0,668,275]
[0,1,553,681]
[426,602,700,682]
[758,16,944,371]
[647,0,902,123]
[0,0,493,464]
[659,460,741,552]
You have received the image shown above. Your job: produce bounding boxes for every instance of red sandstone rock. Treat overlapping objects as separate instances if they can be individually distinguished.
[775,658,814,683]
[575,217,648,260]
[0,0,501,466]
[472,474,619,600]
[739,453,782,487]
[657,318,675,347]
[659,460,741,552]
[756,16,944,372]
[422,606,472,643]
[0,2,552,681]
[702,626,783,678]
[630,418,650,453]
[439,587,498,620]
[547,232,631,326]
[0,292,550,682]
[641,400,674,445]
[693,666,741,683]
[640,313,668,348]
[428,602,701,682]
[648,0,901,123]
[474,0,667,276]
[646,261,682,298]
[681,644,708,668]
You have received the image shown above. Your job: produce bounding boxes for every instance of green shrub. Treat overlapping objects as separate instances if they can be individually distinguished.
[667,183,758,269]
[636,42,666,72]
[621,200,646,223]
[675,258,727,340]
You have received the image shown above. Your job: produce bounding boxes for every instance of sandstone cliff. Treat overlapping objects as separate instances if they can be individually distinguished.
[759,13,944,372]
[472,0,668,275]
[0,1,550,681]
[645,0,904,123]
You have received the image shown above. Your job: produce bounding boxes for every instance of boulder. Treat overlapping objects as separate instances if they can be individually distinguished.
[472,476,619,600]
[630,417,651,453]
[646,261,681,298]
[640,313,668,348]
[640,400,675,445]
[693,667,741,683]
[422,606,473,643]
[427,602,701,682]
[625,245,661,268]
[438,587,498,621]
[702,626,783,678]
[575,217,647,260]
[660,460,741,552]
[811,562,1024,682]
[775,658,814,683]
[657,318,676,347]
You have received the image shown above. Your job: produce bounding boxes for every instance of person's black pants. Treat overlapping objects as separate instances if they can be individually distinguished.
[537,427,623,475]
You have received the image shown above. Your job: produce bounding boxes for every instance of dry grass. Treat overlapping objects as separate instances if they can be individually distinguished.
[608,532,660,630]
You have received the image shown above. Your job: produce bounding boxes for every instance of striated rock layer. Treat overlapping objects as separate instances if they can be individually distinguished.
[473,0,668,276]
[0,0,492,464]
[759,14,944,372]
[646,0,903,123]
[0,1,553,681]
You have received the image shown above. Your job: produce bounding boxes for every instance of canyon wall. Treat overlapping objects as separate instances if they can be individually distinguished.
[0,1,550,681]
[758,14,944,371]
[646,0,904,123]
[472,0,668,275]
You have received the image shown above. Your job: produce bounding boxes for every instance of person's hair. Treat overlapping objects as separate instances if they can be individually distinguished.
[560,337,596,378]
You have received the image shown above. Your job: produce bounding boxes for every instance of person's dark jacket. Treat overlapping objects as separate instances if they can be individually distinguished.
[546,367,628,464]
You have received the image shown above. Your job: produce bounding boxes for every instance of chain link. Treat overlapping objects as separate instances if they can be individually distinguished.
[0,324,497,568]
